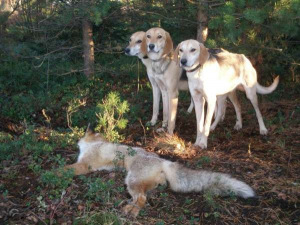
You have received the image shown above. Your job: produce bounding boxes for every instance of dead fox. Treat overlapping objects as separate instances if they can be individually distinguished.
[64,128,255,217]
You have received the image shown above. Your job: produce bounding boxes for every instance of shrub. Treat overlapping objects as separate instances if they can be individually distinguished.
[95,92,129,142]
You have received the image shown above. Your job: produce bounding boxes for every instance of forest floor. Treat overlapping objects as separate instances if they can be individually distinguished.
[0,87,299,225]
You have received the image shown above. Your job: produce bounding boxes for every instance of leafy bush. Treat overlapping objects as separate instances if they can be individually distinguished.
[95,92,129,142]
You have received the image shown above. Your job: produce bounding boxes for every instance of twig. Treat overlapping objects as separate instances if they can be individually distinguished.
[30,211,47,225]
[138,118,146,144]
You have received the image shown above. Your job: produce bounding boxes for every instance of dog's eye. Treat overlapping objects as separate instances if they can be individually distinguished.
[147,35,151,38]
[191,48,196,52]
[136,40,142,43]
[129,39,131,42]
[179,49,183,52]
[157,35,162,39]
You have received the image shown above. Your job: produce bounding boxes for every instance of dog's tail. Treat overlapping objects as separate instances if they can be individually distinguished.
[162,161,255,199]
[256,76,279,95]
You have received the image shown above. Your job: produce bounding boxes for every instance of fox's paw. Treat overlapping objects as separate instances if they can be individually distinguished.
[122,204,140,218]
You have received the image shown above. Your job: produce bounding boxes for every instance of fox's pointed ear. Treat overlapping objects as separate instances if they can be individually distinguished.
[174,44,180,64]
[199,43,209,65]
[140,34,147,56]
[162,31,173,56]
[85,123,93,135]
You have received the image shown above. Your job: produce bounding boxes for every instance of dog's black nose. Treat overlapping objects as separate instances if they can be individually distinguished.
[181,58,187,65]
[125,48,130,54]
[149,44,155,50]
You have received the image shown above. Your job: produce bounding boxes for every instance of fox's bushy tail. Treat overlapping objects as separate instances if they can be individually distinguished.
[162,161,255,198]
[256,76,279,95]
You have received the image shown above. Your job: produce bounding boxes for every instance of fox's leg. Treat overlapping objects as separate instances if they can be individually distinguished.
[64,162,91,175]
[123,176,163,217]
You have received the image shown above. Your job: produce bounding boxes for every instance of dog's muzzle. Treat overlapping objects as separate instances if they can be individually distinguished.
[148,44,155,50]
[180,58,187,66]
[124,47,130,55]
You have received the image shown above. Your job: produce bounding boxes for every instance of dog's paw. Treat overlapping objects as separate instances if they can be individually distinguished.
[198,142,207,149]
[194,136,208,149]
[194,142,207,149]
[122,204,139,218]
[156,127,166,133]
[187,106,193,114]
[260,128,268,135]
[234,122,242,130]
[194,138,207,149]
[146,120,156,127]
[210,124,216,131]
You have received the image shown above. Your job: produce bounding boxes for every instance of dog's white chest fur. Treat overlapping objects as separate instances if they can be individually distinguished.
[152,60,170,74]
[187,69,207,95]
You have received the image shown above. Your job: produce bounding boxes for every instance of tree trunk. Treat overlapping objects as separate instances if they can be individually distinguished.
[196,2,208,43]
[82,17,94,78]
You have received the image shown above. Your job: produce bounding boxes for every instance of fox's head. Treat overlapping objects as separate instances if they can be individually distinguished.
[79,124,107,143]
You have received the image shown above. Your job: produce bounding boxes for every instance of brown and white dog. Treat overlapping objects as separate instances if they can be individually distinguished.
[140,27,196,133]
[175,39,279,148]
[125,31,194,128]
[140,28,242,134]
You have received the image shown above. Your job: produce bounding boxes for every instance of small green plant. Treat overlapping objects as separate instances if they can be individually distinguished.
[112,151,126,171]
[0,132,13,143]
[189,216,200,225]
[95,92,129,142]
[40,168,75,199]
[203,191,218,210]
[127,146,137,156]
[66,98,87,130]
[74,211,122,225]
[184,198,193,205]
[84,177,115,203]
[225,128,232,140]
[196,156,211,168]
[277,139,286,149]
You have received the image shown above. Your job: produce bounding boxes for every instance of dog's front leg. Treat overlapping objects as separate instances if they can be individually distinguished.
[192,93,205,146]
[199,96,217,149]
[148,76,161,126]
[167,90,179,135]
[161,89,169,128]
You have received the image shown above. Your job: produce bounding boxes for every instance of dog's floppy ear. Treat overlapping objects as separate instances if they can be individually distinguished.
[140,34,148,56]
[173,43,180,64]
[199,43,209,65]
[162,31,173,56]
